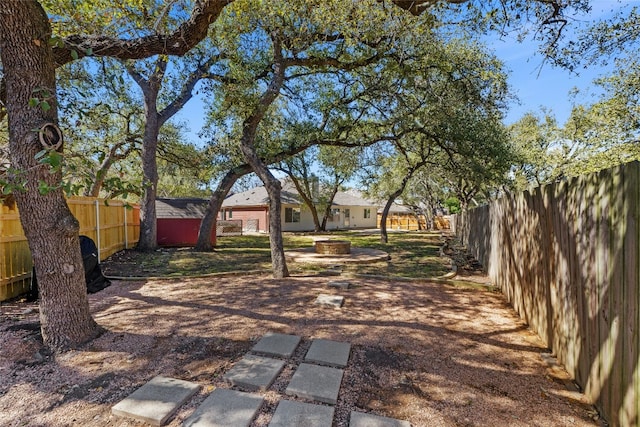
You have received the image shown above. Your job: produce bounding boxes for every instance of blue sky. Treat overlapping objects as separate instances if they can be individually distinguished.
[175,1,636,144]
[498,0,638,125]
[496,35,606,125]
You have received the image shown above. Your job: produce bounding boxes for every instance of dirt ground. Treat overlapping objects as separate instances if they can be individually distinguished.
[0,267,605,426]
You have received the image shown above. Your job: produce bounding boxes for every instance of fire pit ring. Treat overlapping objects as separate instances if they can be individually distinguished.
[315,240,351,255]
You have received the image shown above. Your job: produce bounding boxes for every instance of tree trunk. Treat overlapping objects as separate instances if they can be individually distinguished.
[310,203,322,232]
[130,59,164,252]
[130,55,205,251]
[84,141,133,197]
[85,154,115,197]
[285,174,322,232]
[0,0,101,351]
[380,161,428,243]
[195,169,241,251]
[379,192,401,244]
[320,183,340,231]
[240,143,289,278]
[458,199,469,246]
[136,112,160,251]
[238,34,289,278]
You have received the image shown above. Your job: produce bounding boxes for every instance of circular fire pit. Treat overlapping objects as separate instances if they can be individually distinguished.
[315,240,351,255]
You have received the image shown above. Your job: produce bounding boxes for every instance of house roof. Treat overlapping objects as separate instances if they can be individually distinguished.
[222,181,377,208]
[222,183,301,207]
[332,189,376,207]
[156,198,211,219]
[377,202,414,214]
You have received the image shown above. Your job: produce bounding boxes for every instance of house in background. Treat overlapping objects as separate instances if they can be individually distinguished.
[221,181,379,232]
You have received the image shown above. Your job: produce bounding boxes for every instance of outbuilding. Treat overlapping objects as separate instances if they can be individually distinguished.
[155,198,216,246]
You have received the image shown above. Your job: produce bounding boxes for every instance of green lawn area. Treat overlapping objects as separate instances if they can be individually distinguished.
[101,231,451,279]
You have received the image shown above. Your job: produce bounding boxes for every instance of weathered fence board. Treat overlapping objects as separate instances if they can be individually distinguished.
[461,161,640,427]
[0,197,139,301]
[376,212,430,231]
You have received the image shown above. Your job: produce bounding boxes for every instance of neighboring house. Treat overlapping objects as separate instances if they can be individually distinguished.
[156,198,215,246]
[221,181,379,232]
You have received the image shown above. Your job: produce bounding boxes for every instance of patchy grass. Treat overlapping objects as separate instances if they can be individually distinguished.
[101,231,450,279]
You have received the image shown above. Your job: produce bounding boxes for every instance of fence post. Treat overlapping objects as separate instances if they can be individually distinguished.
[94,199,101,261]
[124,205,128,250]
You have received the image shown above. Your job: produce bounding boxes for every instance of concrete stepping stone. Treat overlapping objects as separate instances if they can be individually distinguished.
[305,339,351,368]
[349,411,411,427]
[315,294,344,308]
[251,332,301,357]
[327,280,351,289]
[183,388,263,427]
[111,376,199,426]
[268,400,334,427]
[319,266,342,276]
[223,354,285,391]
[285,363,343,404]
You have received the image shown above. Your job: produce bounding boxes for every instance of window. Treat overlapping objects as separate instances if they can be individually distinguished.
[228,209,233,219]
[364,208,371,219]
[328,208,340,222]
[285,207,300,223]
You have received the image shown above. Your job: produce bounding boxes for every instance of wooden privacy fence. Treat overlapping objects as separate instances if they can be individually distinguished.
[460,161,639,427]
[0,197,140,301]
[376,212,428,231]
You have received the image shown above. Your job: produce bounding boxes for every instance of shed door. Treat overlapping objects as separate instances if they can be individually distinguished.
[344,209,350,227]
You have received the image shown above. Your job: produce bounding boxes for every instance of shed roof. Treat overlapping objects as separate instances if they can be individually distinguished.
[156,198,210,219]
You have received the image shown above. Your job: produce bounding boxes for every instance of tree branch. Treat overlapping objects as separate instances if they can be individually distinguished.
[52,0,233,67]
[158,56,222,125]
[124,62,150,93]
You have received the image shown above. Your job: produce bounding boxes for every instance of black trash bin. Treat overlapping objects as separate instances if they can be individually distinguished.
[27,235,111,301]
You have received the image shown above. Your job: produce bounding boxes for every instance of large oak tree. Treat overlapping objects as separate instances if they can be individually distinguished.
[0,0,229,350]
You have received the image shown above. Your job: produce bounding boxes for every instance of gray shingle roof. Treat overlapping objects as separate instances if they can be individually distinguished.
[222,182,377,208]
[376,202,414,214]
[332,189,375,206]
[222,185,301,207]
[156,198,211,219]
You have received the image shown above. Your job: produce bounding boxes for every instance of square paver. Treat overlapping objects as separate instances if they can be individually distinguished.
[314,294,344,308]
[223,355,285,391]
[285,363,343,404]
[183,388,263,427]
[349,411,410,427]
[327,280,351,289]
[251,332,301,357]
[305,339,351,368]
[111,376,200,426]
[268,400,334,427]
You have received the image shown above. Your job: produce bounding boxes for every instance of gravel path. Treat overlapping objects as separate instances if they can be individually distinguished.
[0,273,604,426]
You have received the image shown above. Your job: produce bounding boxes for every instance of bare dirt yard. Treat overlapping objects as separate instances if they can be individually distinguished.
[1,269,604,426]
